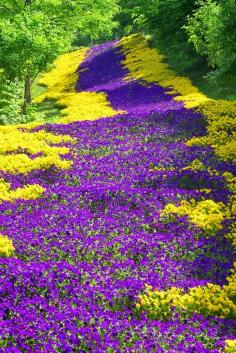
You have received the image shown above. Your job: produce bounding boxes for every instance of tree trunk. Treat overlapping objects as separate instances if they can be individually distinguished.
[22,69,31,115]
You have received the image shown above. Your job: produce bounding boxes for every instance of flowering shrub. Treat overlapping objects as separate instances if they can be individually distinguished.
[0,126,75,174]
[119,34,210,109]
[187,100,236,162]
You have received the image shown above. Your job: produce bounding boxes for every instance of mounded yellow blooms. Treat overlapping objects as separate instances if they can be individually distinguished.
[162,199,225,233]
[35,49,88,98]
[119,34,236,163]
[225,340,236,353]
[0,126,75,154]
[35,48,124,123]
[136,284,183,320]
[0,178,44,203]
[0,234,14,257]
[0,126,75,174]
[187,99,236,162]
[137,269,236,320]
[0,116,76,206]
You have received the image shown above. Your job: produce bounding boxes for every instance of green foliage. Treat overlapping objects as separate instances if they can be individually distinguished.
[0,0,119,81]
[0,71,24,124]
[115,0,236,89]
[75,0,119,41]
[0,0,77,82]
[0,0,119,121]
[143,0,196,43]
[0,71,44,125]
[185,0,236,83]
[115,0,201,71]
[114,0,146,37]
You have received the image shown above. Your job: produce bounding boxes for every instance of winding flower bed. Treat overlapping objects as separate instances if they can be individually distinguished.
[0,35,235,352]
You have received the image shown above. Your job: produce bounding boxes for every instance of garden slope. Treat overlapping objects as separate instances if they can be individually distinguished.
[0,35,235,352]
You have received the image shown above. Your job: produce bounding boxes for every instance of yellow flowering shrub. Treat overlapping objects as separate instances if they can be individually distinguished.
[187,101,236,162]
[0,114,76,204]
[35,49,88,98]
[0,178,44,202]
[35,48,123,123]
[0,234,14,257]
[137,266,236,320]
[0,127,74,154]
[225,340,236,353]
[119,34,236,163]
[162,199,225,233]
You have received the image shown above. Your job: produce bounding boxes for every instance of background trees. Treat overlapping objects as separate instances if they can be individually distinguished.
[185,0,236,83]
[116,0,236,87]
[0,0,119,122]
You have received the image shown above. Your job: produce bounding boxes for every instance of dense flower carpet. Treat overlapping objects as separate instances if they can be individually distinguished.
[0,35,236,352]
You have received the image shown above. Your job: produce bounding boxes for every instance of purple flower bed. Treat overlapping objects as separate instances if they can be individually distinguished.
[0,42,235,352]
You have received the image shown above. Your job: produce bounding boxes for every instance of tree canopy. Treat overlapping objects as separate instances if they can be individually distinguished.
[0,0,119,114]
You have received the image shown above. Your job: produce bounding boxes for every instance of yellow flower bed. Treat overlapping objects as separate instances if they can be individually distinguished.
[162,199,225,233]
[225,340,236,353]
[119,34,236,163]
[0,234,14,257]
[0,126,75,175]
[0,127,74,154]
[35,48,123,123]
[0,178,44,203]
[137,270,236,320]
[181,159,206,172]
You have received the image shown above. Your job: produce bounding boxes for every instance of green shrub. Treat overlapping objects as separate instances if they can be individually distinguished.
[185,0,236,83]
[0,71,41,125]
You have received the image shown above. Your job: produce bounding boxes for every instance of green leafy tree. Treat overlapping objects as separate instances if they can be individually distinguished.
[115,0,146,37]
[127,0,197,43]
[0,0,119,115]
[185,0,236,82]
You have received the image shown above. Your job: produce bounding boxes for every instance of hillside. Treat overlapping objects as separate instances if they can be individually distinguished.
[0,35,235,352]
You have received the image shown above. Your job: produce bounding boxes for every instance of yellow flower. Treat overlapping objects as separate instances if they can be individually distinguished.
[225,340,236,353]
[0,234,14,257]
[161,199,224,233]
[0,179,45,203]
